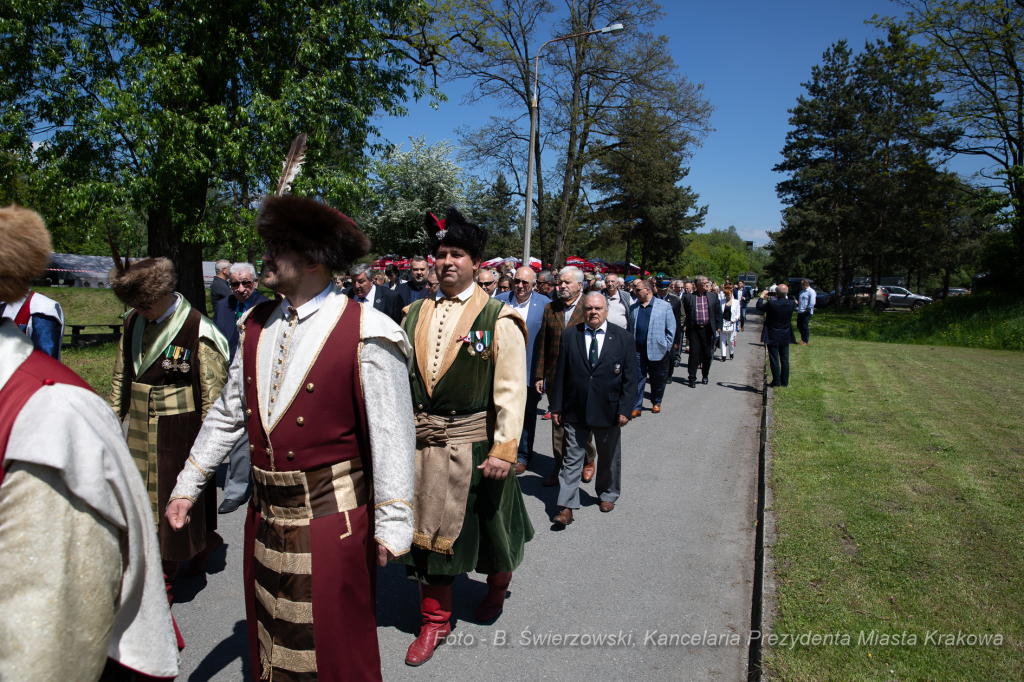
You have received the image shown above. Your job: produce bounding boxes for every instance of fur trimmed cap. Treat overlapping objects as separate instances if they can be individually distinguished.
[108,257,177,307]
[0,205,52,304]
[426,206,488,261]
[256,195,370,271]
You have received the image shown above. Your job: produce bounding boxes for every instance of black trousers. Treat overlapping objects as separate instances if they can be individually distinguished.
[767,344,790,387]
[687,326,715,379]
[797,311,811,343]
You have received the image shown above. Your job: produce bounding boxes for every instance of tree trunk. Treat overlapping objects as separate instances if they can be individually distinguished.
[147,174,210,315]
[833,216,845,312]
[869,253,880,309]
[942,263,952,299]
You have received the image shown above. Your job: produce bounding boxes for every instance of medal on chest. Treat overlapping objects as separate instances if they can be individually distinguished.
[462,330,491,360]
[162,345,192,373]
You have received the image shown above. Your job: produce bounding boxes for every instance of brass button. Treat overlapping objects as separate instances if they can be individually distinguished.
[417,403,423,409]
[283,332,288,338]
[277,358,283,364]
[280,344,285,349]
[450,410,456,415]
[247,376,252,385]
[296,416,304,426]
[245,408,252,417]
[287,451,295,460]
[249,444,255,452]
[270,396,275,403]
[267,447,273,455]
[306,383,314,392]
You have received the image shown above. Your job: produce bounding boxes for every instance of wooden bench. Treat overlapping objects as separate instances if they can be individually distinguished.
[64,323,124,348]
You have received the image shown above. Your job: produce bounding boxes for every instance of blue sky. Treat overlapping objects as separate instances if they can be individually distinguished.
[372,0,986,246]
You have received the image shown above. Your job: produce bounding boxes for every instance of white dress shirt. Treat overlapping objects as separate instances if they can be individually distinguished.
[585,321,608,360]
[509,293,533,325]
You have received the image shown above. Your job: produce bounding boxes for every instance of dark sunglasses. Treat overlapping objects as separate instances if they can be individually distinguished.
[513,278,532,286]
[230,280,254,288]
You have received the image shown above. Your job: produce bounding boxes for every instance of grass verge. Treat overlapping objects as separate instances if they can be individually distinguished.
[763,338,1024,680]
[812,293,1023,351]
[62,343,117,399]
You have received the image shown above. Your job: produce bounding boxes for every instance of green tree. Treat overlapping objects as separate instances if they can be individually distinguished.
[876,0,1024,281]
[470,173,524,259]
[361,136,467,255]
[1,0,435,311]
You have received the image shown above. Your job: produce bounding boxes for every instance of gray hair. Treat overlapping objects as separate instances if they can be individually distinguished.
[584,291,607,307]
[229,262,257,281]
[559,266,584,284]
[693,275,708,284]
[348,262,373,278]
[215,259,231,274]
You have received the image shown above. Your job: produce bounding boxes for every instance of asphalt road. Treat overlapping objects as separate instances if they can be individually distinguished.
[173,309,764,682]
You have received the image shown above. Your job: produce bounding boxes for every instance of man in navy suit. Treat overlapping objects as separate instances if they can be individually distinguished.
[211,261,268,513]
[550,293,637,524]
[347,262,403,323]
[496,267,548,474]
[756,284,798,387]
[395,255,430,306]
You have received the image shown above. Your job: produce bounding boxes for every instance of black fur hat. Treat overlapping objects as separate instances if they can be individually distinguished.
[426,206,488,261]
[257,195,371,271]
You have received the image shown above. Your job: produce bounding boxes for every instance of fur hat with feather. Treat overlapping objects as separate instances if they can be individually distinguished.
[255,133,370,271]
[0,205,52,304]
[426,206,487,261]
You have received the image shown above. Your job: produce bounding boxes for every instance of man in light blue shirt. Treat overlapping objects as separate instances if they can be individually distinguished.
[797,279,816,345]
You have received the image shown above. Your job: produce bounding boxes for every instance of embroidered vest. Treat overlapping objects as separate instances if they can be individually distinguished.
[403,297,503,417]
[241,299,369,473]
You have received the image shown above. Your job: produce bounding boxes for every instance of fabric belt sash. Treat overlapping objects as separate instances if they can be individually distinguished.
[412,410,490,555]
[126,382,195,524]
[250,460,368,679]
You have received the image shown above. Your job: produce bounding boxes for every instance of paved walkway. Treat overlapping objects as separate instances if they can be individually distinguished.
[173,310,765,682]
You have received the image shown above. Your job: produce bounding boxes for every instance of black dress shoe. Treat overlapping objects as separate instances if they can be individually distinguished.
[701,376,709,385]
[687,377,695,388]
[218,498,244,514]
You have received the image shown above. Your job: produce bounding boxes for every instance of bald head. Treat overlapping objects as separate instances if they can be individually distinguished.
[583,292,608,330]
[512,266,536,303]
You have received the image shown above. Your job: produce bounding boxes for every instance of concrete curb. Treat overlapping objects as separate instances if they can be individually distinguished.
[747,344,777,681]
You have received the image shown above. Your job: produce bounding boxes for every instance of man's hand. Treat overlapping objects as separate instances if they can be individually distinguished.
[672,343,679,351]
[552,411,563,427]
[165,499,193,531]
[717,329,722,334]
[377,543,395,567]
[534,379,544,394]
[477,456,511,480]
[618,414,629,427]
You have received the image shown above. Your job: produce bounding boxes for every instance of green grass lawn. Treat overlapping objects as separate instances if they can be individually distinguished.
[812,293,1024,351]
[764,339,1024,680]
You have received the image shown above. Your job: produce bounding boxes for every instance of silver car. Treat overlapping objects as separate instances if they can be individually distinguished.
[881,286,932,311]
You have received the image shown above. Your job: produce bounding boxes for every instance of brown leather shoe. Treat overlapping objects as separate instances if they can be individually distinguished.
[513,462,527,475]
[552,507,574,525]
[599,501,615,513]
[631,409,642,418]
[652,404,661,414]
[581,461,596,482]
[542,472,559,487]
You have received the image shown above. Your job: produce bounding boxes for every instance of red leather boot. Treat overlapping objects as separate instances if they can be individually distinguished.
[405,584,452,666]
[475,571,511,622]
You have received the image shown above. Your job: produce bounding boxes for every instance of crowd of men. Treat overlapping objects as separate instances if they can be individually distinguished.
[0,193,775,681]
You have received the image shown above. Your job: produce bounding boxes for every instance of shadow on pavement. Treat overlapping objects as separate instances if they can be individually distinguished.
[377,564,495,635]
[174,541,229,604]
[187,620,251,682]
[716,382,760,394]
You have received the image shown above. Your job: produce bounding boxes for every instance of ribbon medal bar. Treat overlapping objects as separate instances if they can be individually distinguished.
[162,345,192,373]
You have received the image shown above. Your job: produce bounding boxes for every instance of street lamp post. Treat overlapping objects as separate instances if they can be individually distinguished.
[522,22,624,266]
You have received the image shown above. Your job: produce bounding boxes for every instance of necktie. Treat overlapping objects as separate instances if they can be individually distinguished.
[589,329,599,368]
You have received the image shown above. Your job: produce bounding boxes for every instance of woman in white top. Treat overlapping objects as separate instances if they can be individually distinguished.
[719,285,741,361]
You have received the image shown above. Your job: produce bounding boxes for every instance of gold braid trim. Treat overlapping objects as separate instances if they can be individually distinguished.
[187,456,213,479]
[374,498,413,510]
[413,531,456,555]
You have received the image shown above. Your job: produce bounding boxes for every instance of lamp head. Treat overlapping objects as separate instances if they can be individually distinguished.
[601,23,625,35]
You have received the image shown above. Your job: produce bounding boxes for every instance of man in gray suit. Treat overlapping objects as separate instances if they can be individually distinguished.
[629,280,676,415]
[550,293,637,523]
[496,267,549,474]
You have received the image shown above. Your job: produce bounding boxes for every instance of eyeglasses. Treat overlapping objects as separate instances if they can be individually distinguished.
[513,278,532,286]
[479,280,495,287]
[230,280,254,288]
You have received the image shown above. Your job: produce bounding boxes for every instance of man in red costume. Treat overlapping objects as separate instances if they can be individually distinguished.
[166,194,416,681]
[0,205,178,680]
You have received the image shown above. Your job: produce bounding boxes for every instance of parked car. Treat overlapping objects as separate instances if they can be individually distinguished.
[931,287,970,299]
[881,286,932,311]
[836,285,890,310]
